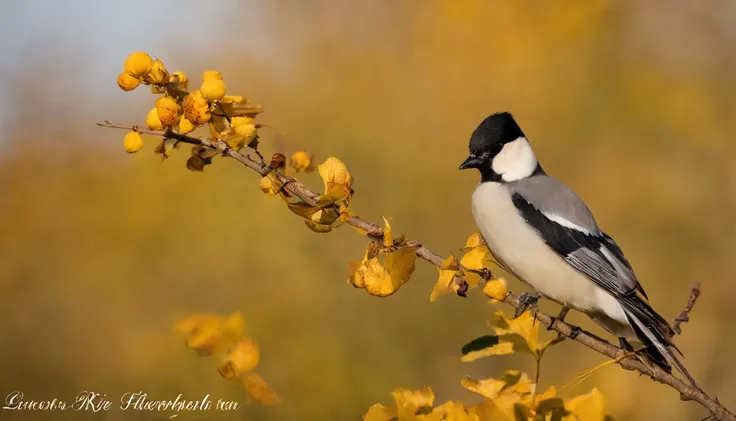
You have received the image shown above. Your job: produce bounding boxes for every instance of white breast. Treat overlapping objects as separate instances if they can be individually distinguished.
[471,182,630,332]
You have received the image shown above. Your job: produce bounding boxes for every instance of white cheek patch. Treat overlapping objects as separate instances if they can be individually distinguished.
[491,137,538,182]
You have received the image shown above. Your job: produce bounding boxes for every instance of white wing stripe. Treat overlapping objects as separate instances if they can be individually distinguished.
[542,212,598,236]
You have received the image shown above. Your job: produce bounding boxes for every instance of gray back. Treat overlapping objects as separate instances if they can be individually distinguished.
[509,175,601,234]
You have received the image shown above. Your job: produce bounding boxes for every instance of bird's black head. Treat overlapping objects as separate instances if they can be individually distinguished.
[459,112,540,182]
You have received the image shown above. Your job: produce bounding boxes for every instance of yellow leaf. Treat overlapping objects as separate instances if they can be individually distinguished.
[304,220,333,233]
[222,312,246,337]
[392,387,435,412]
[461,377,509,400]
[348,243,380,289]
[318,156,352,189]
[432,401,479,421]
[319,182,351,204]
[226,338,260,374]
[460,341,514,362]
[123,51,154,78]
[362,257,398,297]
[175,312,245,357]
[460,246,491,271]
[439,253,460,270]
[363,403,397,421]
[384,246,417,286]
[174,313,222,335]
[482,278,508,302]
[468,400,514,421]
[462,232,486,251]
[117,72,140,91]
[287,201,321,219]
[489,311,557,360]
[348,260,367,289]
[144,58,170,85]
[311,208,339,226]
[564,388,607,421]
[460,246,491,288]
[241,372,281,405]
[381,217,393,248]
[534,385,557,405]
[430,253,460,302]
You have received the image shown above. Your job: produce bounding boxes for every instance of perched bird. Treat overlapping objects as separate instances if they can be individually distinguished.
[459,111,695,385]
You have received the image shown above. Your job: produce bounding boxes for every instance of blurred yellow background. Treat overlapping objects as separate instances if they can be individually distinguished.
[1,1,734,420]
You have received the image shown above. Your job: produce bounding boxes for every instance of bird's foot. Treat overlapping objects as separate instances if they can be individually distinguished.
[515,292,541,318]
[567,326,582,339]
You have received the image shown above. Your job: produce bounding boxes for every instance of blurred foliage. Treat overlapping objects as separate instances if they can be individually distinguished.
[1,1,735,421]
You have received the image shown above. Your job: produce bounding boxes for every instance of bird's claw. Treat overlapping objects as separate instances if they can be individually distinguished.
[567,326,581,339]
[515,292,541,318]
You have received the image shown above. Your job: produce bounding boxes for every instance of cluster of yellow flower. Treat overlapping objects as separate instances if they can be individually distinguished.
[116,51,262,169]
[175,312,280,405]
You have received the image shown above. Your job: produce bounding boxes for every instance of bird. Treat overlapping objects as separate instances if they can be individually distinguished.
[459,111,696,386]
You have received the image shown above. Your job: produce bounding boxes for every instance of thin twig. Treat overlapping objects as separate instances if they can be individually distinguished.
[672,283,701,335]
[98,122,735,421]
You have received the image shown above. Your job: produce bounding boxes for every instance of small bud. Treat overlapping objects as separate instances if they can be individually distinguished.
[200,79,227,102]
[269,153,286,170]
[482,278,508,302]
[146,107,163,131]
[202,70,223,81]
[123,131,143,153]
[117,72,140,91]
[123,52,154,78]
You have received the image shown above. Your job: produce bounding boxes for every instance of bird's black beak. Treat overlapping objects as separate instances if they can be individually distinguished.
[459,154,484,170]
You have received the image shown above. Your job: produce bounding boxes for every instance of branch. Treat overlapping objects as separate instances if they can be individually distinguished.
[98,122,735,421]
[672,282,701,335]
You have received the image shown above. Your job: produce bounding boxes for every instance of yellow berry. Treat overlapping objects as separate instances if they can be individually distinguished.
[123,52,154,78]
[482,279,508,302]
[178,115,196,134]
[146,107,163,130]
[144,59,169,85]
[202,70,223,81]
[172,71,189,90]
[200,79,227,102]
[155,96,180,127]
[123,131,143,153]
[182,91,211,125]
[117,72,140,91]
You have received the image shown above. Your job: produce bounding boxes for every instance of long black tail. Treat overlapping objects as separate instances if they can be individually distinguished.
[620,293,697,386]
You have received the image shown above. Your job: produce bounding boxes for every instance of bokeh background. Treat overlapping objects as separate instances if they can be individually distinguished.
[1,0,735,420]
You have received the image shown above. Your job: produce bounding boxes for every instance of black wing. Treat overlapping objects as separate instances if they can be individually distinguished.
[511,193,648,299]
